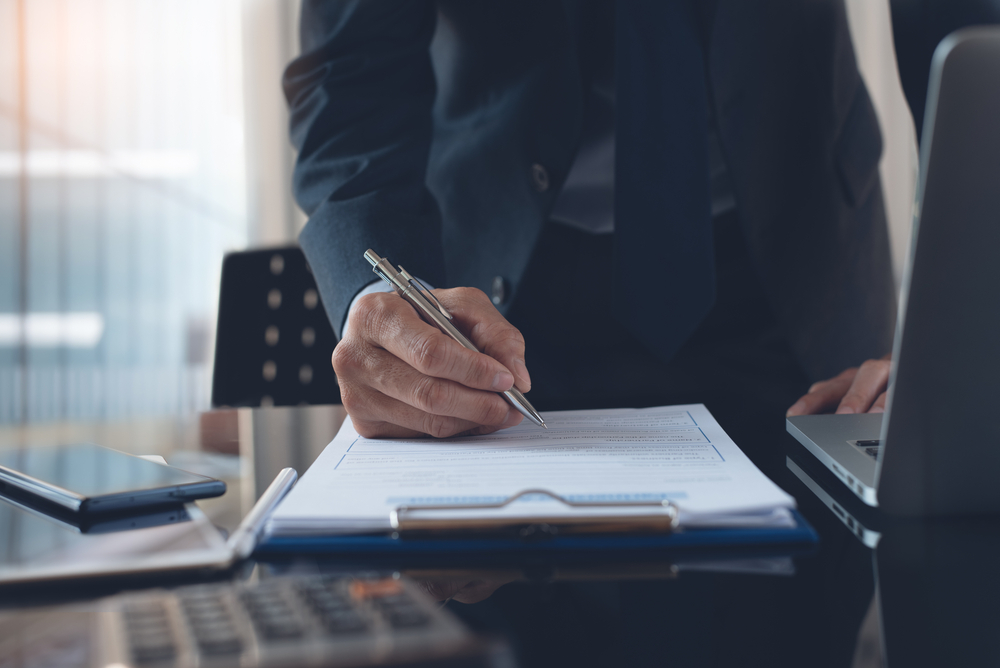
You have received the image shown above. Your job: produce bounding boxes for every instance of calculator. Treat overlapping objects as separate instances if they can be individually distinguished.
[0,573,502,667]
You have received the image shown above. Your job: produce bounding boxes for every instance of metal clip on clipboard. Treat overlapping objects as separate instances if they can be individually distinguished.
[390,489,680,539]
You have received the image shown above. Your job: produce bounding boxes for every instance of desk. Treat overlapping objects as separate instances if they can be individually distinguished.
[2,406,996,667]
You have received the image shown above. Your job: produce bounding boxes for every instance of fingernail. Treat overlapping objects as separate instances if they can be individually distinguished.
[786,401,805,417]
[870,406,885,414]
[513,358,531,391]
[836,406,856,415]
[492,370,514,391]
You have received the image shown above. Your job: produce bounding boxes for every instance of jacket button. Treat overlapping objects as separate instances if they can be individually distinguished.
[491,276,508,305]
[530,164,549,192]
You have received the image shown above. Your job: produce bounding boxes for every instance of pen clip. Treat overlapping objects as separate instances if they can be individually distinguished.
[365,249,400,288]
[398,265,452,320]
[372,264,395,287]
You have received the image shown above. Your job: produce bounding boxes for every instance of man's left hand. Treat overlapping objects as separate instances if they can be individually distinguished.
[786,355,892,416]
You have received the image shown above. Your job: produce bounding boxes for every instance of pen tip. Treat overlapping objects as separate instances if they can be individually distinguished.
[542,423,548,429]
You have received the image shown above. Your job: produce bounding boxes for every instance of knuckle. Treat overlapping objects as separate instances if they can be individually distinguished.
[472,322,525,361]
[331,341,353,374]
[508,326,525,347]
[479,396,509,425]
[412,376,453,413]
[339,384,361,412]
[455,286,488,304]
[356,293,400,340]
[354,420,384,439]
[351,293,381,324]
[412,333,451,375]
[470,355,498,385]
[486,322,525,348]
[423,413,456,439]
[841,390,865,405]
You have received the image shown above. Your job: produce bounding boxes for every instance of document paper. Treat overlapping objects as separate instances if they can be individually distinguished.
[268,404,796,536]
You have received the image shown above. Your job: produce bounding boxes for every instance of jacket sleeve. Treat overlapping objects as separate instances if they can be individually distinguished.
[284,0,446,339]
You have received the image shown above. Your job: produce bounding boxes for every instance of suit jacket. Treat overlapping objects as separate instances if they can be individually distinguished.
[285,0,896,382]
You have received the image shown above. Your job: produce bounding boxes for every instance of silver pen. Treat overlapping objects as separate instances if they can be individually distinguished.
[364,249,546,429]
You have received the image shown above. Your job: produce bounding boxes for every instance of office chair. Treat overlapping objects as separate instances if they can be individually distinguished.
[211,246,340,407]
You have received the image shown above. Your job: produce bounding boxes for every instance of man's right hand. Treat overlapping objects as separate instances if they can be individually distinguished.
[332,287,532,439]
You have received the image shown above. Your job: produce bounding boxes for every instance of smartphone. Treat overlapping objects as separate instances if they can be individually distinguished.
[0,443,226,516]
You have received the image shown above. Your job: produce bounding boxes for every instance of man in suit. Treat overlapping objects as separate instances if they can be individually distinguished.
[283,0,897,463]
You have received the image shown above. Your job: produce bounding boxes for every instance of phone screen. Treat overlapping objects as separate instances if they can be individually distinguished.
[0,443,224,511]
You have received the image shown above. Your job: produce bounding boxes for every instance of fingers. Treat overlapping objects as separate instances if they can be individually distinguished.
[358,347,517,428]
[335,288,532,439]
[345,384,521,439]
[835,358,891,414]
[354,292,517,393]
[786,367,858,416]
[438,287,532,392]
[867,354,892,414]
[785,358,893,417]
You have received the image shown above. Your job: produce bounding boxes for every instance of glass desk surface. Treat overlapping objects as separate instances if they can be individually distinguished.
[1,405,996,668]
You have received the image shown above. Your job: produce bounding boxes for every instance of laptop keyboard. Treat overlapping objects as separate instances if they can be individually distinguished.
[857,439,882,460]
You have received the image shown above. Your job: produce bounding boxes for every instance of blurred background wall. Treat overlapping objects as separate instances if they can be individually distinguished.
[0,0,920,426]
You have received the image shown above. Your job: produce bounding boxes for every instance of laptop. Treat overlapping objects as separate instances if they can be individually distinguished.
[785,453,882,549]
[786,27,1000,516]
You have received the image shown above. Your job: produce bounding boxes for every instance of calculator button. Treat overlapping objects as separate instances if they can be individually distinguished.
[372,594,431,628]
[131,644,177,664]
[320,610,367,634]
[129,633,176,664]
[196,634,243,655]
[242,592,305,641]
[125,602,177,664]
[305,594,353,615]
[259,621,304,640]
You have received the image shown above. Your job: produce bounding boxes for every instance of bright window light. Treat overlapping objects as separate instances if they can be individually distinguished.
[0,150,200,178]
[0,313,104,348]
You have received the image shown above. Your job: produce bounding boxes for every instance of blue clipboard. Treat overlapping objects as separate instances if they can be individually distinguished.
[256,509,817,557]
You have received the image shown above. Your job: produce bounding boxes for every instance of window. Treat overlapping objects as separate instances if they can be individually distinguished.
[0,0,249,423]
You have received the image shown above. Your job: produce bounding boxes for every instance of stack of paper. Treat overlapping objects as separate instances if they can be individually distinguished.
[267,404,796,537]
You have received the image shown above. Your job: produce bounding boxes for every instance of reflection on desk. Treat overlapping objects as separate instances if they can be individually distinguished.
[0,572,504,668]
[0,405,995,667]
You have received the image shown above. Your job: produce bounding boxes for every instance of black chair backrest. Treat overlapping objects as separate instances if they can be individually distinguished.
[212,246,339,407]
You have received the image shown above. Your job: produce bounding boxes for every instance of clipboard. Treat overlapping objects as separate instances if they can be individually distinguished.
[258,488,817,556]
